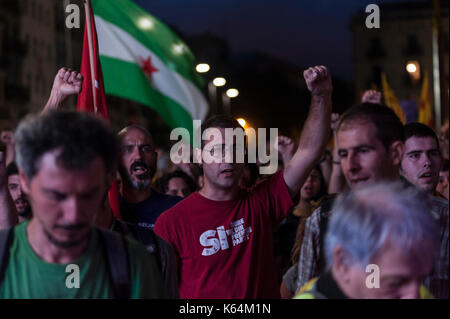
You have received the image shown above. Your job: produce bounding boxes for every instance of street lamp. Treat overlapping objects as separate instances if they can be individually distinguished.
[213,77,226,87]
[196,63,210,73]
[226,88,239,98]
[222,88,239,115]
[236,118,246,128]
[406,60,420,81]
[207,77,226,115]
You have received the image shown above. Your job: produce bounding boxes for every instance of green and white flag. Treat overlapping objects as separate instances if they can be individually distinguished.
[91,0,209,132]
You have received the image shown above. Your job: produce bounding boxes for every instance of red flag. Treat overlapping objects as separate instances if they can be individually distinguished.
[77,0,121,219]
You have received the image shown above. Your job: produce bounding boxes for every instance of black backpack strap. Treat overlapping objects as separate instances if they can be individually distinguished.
[0,227,14,284]
[98,229,131,299]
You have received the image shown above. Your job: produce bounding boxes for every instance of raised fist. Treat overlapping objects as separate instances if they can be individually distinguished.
[274,135,295,164]
[330,113,340,132]
[361,90,382,104]
[0,131,15,146]
[52,67,83,98]
[303,65,332,96]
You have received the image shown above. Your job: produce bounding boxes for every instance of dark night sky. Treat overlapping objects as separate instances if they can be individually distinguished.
[133,0,414,82]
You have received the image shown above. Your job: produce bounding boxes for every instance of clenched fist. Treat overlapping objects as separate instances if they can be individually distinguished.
[274,135,295,164]
[361,90,382,104]
[52,67,83,97]
[330,113,340,132]
[0,131,14,147]
[303,65,332,96]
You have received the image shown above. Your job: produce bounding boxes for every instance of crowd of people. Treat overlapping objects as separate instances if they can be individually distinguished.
[0,66,448,299]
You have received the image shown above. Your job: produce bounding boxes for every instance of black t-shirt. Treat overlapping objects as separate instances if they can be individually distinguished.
[120,190,182,229]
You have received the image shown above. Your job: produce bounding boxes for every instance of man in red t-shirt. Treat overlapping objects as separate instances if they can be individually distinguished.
[154,66,333,298]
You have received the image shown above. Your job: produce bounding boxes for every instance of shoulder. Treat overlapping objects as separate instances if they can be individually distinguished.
[427,194,449,220]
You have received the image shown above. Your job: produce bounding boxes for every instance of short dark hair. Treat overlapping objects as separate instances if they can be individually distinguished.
[155,170,197,194]
[6,162,19,178]
[404,122,440,149]
[199,115,244,149]
[14,111,119,179]
[338,103,405,150]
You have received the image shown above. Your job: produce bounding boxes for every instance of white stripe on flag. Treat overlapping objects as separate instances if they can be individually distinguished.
[95,15,208,121]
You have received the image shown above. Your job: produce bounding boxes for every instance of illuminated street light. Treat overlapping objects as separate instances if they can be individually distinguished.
[406,63,417,73]
[236,118,246,128]
[406,60,420,81]
[213,77,226,87]
[196,63,210,73]
[226,88,239,98]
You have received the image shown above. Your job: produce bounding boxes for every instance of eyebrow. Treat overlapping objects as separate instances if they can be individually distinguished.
[338,144,376,152]
[121,143,152,148]
[406,148,439,155]
[43,186,101,197]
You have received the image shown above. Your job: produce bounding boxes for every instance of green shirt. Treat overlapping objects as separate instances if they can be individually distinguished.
[0,221,166,299]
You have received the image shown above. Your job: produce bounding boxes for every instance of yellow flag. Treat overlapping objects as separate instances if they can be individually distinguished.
[381,73,406,124]
[418,71,433,128]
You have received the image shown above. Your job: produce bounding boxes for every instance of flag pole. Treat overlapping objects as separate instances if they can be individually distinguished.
[84,0,98,114]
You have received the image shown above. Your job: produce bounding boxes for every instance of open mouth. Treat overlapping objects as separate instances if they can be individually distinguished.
[220,168,234,176]
[130,162,149,176]
[350,177,369,185]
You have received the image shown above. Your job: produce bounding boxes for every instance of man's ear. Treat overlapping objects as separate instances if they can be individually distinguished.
[332,246,352,283]
[18,169,31,195]
[389,140,404,167]
[194,147,203,165]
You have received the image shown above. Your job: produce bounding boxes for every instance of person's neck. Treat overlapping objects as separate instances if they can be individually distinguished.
[95,209,114,229]
[298,198,311,209]
[199,181,240,201]
[26,219,89,264]
[121,183,152,203]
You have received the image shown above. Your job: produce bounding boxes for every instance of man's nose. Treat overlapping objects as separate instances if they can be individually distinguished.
[422,154,431,167]
[347,152,361,172]
[62,197,84,223]
[131,146,143,160]
[16,186,24,197]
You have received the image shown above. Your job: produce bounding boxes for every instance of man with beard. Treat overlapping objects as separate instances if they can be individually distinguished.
[0,111,166,298]
[6,163,32,222]
[117,125,182,229]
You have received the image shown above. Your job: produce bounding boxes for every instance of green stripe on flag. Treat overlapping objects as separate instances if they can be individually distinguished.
[91,0,203,90]
[100,56,193,134]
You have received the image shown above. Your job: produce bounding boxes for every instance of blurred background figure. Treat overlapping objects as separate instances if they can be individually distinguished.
[6,162,32,223]
[238,163,259,189]
[274,165,328,285]
[436,159,449,199]
[155,170,197,198]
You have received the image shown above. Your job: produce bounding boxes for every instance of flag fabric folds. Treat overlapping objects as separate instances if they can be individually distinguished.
[77,0,121,219]
[418,71,433,128]
[381,73,406,124]
[91,0,209,134]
